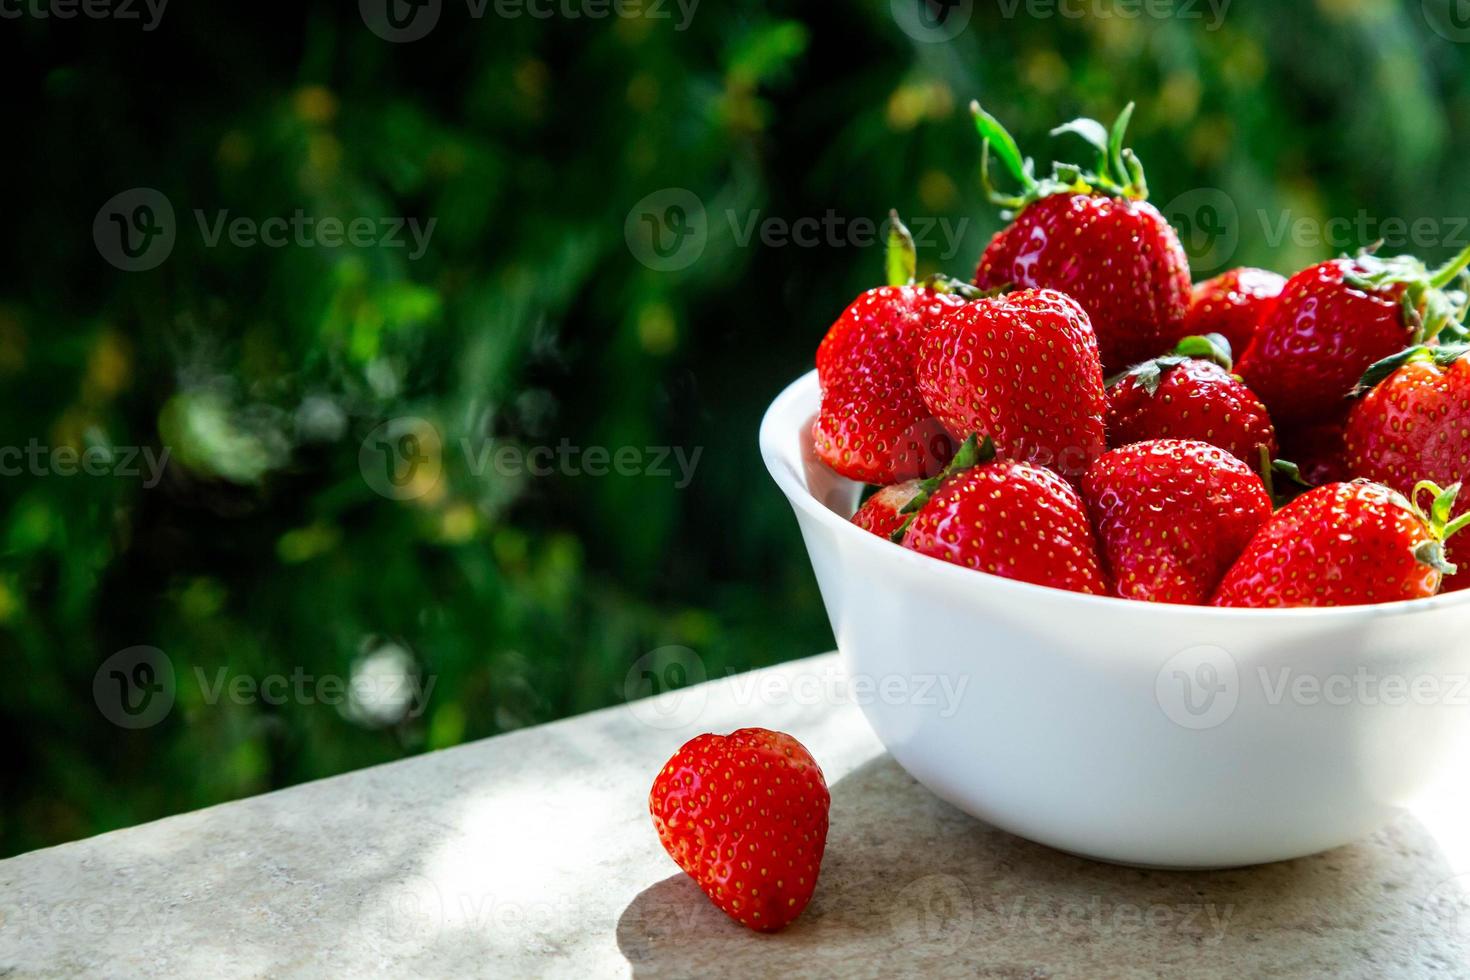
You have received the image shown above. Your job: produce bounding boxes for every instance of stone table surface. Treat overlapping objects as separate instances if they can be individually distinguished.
[3,652,1470,978]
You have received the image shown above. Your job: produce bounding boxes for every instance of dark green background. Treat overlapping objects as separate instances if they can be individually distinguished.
[4,0,1470,856]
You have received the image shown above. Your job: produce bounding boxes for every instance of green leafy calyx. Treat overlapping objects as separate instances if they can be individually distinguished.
[974,100,1147,215]
[889,434,996,543]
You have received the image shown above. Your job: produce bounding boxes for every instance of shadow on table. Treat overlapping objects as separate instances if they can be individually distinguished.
[616,753,1466,978]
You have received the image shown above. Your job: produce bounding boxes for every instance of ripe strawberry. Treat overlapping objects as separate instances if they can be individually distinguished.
[1183,268,1285,356]
[649,728,829,933]
[1211,480,1468,607]
[1345,343,1470,591]
[970,102,1192,373]
[902,459,1107,594]
[915,287,1106,482]
[814,214,969,484]
[850,480,922,539]
[1106,334,1277,464]
[1236,245,1470,427]
[1082,440,1272,604]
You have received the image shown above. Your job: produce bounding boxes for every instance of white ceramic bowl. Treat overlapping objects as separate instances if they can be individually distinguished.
[761,370,1470,868]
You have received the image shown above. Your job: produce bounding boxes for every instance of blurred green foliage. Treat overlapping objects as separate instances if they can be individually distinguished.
[3,1,1470,856]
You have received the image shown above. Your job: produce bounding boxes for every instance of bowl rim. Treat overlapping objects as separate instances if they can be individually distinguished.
[760,369,1470,620]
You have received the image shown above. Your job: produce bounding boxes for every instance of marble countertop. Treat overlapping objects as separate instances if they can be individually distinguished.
[2,652,1468,978]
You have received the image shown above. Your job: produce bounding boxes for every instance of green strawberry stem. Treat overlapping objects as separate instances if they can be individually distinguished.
[1397,480,1467,576]
[972,99,1147,210]
[886,210,917,287]
[889,433,996,543]
[1345,240,1470,345]
[1428,240,1470,289]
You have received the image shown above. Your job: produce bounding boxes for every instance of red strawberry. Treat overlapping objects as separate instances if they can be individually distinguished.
[1106,333,1277,464]
[814,215,968,484]
[850,480,922,539]
[649,728,829,933]
[1345,343,1470,592]
[902,459,1107,594]
[916,287,1106,482]
[1212,480,1467,607]
[1083,440,1272,604]
[1183,267,1285,356]
[1237,245,1470,427]
[970,102,1192,373]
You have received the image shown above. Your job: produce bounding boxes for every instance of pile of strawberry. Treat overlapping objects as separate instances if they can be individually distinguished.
[819,101,1470,608]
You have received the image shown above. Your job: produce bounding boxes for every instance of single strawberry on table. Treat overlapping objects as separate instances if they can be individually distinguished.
[901,456,1108,595]
[915,287,1106,482]
[650,728,830,932]
[970,101,1192,373]
[1183,267,1286,357]
[813,213,969,485]
[1212,480,1469,608]
[1236,243,1470,428]
[1106,333,1277,464]
[1345,342,1470,592]
[1082,439,1272,605]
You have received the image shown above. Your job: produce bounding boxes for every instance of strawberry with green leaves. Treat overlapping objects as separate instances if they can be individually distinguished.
[902,450,1107,595]
[1212,480,1468,607]
[1083,440,1272,605]
[650,728,829,933]
[915,287,1106,482]
[1346,343,1470,591]
[813,213,969,485]
[1236,245,1470,427]
[970,102,1192,373]
[1183,267,1286,356]
[1106,333,1277,464]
